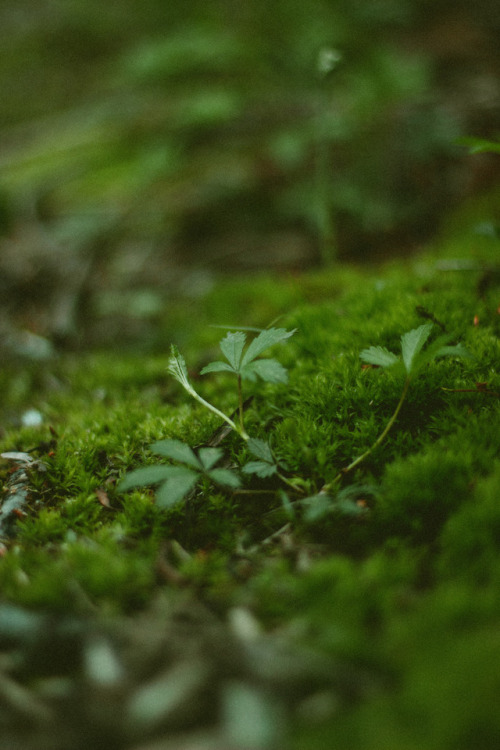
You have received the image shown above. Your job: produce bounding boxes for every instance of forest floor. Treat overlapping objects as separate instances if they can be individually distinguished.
[0,206,499,749]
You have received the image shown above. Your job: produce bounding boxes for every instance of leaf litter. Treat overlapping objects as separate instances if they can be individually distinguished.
[0,452,47,548]
[0,593,378,750]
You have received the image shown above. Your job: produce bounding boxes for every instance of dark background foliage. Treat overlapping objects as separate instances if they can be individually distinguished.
[1,0,500,348]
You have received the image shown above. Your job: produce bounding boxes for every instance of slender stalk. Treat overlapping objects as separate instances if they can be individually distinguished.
[237,374,245,437]
[277,471,306,494]
[186,386,248,440]
[323,376,411,492]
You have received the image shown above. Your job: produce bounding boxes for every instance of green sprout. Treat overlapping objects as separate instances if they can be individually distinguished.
[242,437,300,493]
[323,323,471,491]
[169,327,295,439]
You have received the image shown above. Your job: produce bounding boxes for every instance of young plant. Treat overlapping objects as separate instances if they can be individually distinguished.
[168,327,295,440]
[242,437,300,493]
[118,439,240,509]
[323,323,470,490]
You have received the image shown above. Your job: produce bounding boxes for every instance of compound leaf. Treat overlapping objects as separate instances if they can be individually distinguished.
[247,438,274,463]
[150,439,200,469]
[198,446,224,471]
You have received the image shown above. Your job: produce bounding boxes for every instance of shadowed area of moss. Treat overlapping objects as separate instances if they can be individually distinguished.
[0,222,499,747]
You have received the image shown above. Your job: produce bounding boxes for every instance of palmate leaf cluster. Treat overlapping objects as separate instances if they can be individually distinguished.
[242,437,285,479]
[360,323,471,378]
[117,439,240,508]
[200,328,295,383]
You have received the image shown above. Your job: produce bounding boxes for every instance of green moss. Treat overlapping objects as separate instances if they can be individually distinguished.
[0,228,499,748]
[438,466,500,584]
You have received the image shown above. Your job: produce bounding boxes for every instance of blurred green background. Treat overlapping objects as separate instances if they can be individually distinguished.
[1,0,499,348]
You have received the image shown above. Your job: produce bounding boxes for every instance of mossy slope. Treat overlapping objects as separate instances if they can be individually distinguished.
[0,230,499,748]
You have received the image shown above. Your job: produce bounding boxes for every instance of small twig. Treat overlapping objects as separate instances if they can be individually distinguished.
[442,386,500,397]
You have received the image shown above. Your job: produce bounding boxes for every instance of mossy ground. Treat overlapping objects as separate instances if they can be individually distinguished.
[0,216,499,748]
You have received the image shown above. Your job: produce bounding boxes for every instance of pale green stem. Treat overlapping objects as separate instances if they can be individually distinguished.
[237,374,245,437]
[277,471,306,494]
[323,376,411,492]
[182,381,249,441]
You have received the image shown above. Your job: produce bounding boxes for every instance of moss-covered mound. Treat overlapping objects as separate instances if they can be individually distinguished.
[0,226,499,749]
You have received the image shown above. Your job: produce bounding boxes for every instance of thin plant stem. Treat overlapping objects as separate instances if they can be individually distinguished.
[323,376,411,492]
[237,374,245,437]
[188,387,248,440]
[277,471,306,494]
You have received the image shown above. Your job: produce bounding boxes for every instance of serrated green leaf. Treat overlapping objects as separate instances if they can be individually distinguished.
[360,346,399,368]
[240,328,295,368]
[150,439,200,469]
[219,331,247,370]
[198,447,224,471]
[207,468,241,488]
[401,323,433,374]
[155,472,199,508]
[241,358,289,383]
[247,438,274,463]
[200,361,236,375]
[118,464,193,492]
[242,460,278,478]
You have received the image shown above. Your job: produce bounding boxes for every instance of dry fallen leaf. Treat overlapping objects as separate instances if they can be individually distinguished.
[95,488,112,508]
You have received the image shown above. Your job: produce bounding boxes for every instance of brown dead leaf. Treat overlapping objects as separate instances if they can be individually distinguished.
[95,488,112,508]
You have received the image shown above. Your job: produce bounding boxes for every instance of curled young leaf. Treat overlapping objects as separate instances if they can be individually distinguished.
[167,345,191,388]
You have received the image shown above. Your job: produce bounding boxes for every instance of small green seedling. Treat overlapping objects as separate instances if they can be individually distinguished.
[168,327,295,439]
[242,438,280,478]
[323,323,470,490]
[242,437,300,492]
[117,439,240,509]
